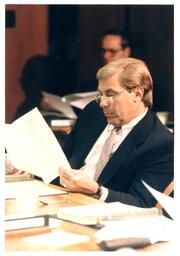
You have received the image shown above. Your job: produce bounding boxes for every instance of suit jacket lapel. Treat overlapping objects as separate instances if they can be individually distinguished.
[98,109,155,184]
[76,113,107,166]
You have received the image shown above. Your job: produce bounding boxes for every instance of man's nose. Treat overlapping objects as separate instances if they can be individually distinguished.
[103,52,111,64]
[99,97,109,107]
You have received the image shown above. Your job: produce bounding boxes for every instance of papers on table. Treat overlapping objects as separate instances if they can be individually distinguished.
[42,91,77,119]
[23,230,89,248]
[68,91,97,109]
[5,180,66,199]
[94,215,174,244]
[50,119,75,127]
[5,108,71,183]
[42,91,97,117]
[57,202,161,225]
[142,180,174,220]
[62,91,96,104]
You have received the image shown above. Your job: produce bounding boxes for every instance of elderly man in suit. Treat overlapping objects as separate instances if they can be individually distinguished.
[57,57,173,208]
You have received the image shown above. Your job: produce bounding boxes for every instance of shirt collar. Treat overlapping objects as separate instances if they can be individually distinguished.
[121,108,148,136]
[107,108,148,135]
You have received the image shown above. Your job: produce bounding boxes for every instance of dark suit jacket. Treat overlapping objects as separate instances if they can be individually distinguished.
[52,101,174,208]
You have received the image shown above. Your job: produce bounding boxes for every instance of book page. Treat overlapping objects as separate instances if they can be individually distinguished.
[142,180,174,219]
[5,108,71,183]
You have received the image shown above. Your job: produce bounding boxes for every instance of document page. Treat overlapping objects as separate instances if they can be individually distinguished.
[5,108,71,183]
[142,180,174,219]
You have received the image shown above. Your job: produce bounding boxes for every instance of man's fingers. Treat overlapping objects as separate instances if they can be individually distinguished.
[59,167,75,181]
[59,167,71,187]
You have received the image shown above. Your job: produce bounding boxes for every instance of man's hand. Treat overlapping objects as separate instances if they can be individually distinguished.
[5,154,20,174]
[5,154,27,175]
[59,167,98,195]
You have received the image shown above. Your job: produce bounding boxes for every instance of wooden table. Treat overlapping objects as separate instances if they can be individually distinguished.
[5,183,174,252]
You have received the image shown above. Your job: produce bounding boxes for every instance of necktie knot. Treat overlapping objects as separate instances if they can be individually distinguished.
[114,126,121,132]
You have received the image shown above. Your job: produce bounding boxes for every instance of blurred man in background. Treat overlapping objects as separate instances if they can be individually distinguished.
[77,27,132,92]
[101,27,131,64]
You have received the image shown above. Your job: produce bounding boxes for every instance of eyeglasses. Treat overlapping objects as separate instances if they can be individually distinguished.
[100,48,122,55]
[96,89,125,104]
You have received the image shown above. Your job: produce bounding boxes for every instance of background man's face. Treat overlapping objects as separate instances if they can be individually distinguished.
[101,35,128,64]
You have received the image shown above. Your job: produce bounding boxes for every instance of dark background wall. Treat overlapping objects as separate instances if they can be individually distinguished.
[5,5,48,122]
[6,4,173,122]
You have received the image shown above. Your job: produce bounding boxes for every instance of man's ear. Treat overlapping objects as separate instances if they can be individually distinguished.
[133,87,144,102]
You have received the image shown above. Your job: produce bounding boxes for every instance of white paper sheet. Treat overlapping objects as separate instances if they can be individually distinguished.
[50,119,75,127]
[94,215,174,244]
[57,202,160,225]
[5,108,71,183]
[23,230,89,247]
[142,180,174,220]
[5,180,66,199]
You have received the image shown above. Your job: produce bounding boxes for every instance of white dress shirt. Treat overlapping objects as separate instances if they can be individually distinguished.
[81,109,148,200]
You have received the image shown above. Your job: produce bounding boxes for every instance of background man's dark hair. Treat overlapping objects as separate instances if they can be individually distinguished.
[102,27,132,50]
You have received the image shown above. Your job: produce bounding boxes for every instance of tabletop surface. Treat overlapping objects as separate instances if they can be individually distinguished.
[5,181,175,252]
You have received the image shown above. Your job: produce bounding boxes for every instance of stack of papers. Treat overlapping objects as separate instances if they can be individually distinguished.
[94,215,174,245]
[62,91,97,109]
[57,202,161,225]
[42,92,77,119]
[42,91,97,119]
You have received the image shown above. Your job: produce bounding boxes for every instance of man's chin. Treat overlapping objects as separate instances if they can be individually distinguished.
[106,117,116,125]
[106,117,121,127]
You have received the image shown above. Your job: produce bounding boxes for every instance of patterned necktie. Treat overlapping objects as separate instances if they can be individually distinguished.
[94,128,119,181]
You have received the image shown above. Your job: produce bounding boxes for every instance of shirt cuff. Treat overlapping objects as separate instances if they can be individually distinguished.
[99,186,108,201]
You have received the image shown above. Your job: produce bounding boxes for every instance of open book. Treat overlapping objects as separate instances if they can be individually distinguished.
[5,108,71,183]
[57,202,161,225]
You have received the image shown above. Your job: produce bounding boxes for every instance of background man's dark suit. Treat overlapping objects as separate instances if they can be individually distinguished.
[53,101,173,208]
